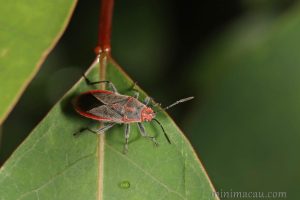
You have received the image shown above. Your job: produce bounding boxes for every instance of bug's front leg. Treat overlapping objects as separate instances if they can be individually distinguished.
[137,122,159,146]
[82,74,118,93]
[144,96,161,107]
[123,124,130,154]
[133,91,139,99]
[74,123,115,136]
[128,81,140,100]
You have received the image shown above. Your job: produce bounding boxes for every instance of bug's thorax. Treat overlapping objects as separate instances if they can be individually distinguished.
[141,107,155,122]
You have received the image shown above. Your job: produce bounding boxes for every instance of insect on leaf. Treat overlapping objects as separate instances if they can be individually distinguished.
[0,57,219,200]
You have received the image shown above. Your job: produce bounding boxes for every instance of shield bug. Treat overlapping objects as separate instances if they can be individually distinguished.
[73,74,194,153]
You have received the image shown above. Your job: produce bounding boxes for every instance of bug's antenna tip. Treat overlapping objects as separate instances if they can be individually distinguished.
[162,96,195,111]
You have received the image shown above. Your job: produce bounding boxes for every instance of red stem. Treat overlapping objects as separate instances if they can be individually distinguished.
[96,0,114,54]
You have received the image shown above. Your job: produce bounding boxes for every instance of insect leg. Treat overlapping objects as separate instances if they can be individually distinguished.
[73,123,115,136]
[143,96,161,108]
[133,91,139,99]
[82,74,118,93]
[137,122,158,146]
[144,97,150,105]
[152,118,171,144]
[123,124,130,154]
[95,123,116,134]
[127,81,140,99]
[130,81,138,91]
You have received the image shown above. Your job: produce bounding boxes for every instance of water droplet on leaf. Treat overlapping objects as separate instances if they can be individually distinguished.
[119,180,130,189]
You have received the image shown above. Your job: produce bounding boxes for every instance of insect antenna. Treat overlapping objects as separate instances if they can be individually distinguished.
[152,118,171,144]
[155,96,194,113]
[152,96,194,144]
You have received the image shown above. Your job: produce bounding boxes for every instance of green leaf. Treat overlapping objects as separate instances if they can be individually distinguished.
[0,57,218,200]
[0,0,77,124]
[186,4,300,199]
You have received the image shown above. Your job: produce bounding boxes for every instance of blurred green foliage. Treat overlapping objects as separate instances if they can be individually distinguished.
[1,0,300,199]
[187,2,300,199]
[0,0,76,123]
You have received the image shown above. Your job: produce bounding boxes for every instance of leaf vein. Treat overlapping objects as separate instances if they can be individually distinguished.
[106,143,187,200]
[15,152,95,200]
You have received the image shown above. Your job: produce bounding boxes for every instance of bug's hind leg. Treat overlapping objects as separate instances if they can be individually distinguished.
[137,122,159,146]
[82,74,118,93]
[73,123,115,136]
[123,124,130,154]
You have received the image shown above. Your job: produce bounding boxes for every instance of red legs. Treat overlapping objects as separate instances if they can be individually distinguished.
[137,122,159,146]
[73,123,115,136]
[82,74,118,93]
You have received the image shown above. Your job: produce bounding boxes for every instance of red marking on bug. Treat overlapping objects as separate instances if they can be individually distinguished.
[141,107,155,122]
[74,90,113,96]
[122,116,139,123]
[125,106,135,113]
[89,90,113,95]
[74,106,112,121]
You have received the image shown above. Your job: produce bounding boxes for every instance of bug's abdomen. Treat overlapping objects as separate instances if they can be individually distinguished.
[74,92,104,112]
[73,92,123,122]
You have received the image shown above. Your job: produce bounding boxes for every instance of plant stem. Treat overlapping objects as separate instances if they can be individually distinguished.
[97,2,114,199]
[96,0,114,55]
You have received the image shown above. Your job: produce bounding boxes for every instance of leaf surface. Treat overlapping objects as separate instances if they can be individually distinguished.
[0,0,77,124]
[0,57,218,200]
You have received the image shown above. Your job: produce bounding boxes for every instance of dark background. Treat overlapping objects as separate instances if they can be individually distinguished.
[1,0,299,199]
